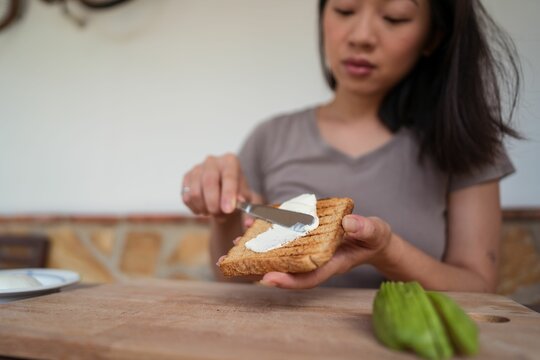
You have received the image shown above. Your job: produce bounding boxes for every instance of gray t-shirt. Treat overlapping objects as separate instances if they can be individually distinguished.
[238,106,515,288]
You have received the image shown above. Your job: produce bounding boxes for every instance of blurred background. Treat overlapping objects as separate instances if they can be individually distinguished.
[0,0,539,306]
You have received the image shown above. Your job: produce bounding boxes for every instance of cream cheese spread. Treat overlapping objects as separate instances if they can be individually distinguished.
[245,193,319,253]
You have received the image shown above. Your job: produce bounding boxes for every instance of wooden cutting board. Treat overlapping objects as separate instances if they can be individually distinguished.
[0,279,539,360]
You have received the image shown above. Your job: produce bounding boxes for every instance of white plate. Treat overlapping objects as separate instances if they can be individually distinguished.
[0,268,80,302]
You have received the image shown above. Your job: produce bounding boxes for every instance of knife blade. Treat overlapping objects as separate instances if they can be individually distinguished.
[237,201,315,233]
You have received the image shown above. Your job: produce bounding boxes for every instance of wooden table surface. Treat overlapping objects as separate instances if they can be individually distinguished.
[0,279,539,360]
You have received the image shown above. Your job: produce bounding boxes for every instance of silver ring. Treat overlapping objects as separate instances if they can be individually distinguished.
[181,186,191,195]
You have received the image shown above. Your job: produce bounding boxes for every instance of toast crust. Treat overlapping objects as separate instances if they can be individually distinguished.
[218,197,354,276]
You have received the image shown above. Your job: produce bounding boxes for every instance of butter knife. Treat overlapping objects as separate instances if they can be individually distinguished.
[237,201,315,233]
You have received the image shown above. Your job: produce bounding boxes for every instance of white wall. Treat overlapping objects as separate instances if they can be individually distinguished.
[483,0,540,209]
[0,0,538,214]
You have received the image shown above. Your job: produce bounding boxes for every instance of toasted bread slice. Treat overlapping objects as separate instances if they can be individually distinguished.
[218,197,354,276]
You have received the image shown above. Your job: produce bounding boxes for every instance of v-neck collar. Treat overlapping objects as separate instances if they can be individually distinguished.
[306,106,406,165]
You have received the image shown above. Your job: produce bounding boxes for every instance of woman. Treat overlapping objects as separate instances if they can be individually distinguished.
[182,0,520,292]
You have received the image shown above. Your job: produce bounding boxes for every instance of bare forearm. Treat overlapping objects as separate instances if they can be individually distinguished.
[374,234,495,292]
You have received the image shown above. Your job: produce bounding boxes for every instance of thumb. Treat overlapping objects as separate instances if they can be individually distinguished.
[342,214,376,239]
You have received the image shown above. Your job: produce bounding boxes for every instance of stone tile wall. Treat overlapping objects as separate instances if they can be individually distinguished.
[1,211,540,306]
[499,218,540,305]
[0,216,212,283]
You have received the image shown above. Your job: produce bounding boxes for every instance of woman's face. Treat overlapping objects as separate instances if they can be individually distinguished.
[323,0,432,96]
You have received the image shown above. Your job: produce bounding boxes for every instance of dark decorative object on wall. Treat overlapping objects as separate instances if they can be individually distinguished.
[0,0,26,33]
[79,0,132,9]
[41,0,132,9]
[0,235,50,269]
[40,0,134,27]
[1,0,135,32]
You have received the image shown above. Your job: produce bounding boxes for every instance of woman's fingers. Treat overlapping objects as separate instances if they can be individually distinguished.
[342,214,367,238]
[181,173,191,203]
[342,215,390,249]
[260,257,343,289]
[243,216,255,229]
[219,153,240,214]
[259,272,315,289]
[184,165,207,215]
[216,255,226,266]
[182,153,254,219]
[341,214,393,267]
[260,270,326,289]
[256,216,394,290]
[201,156,222,214]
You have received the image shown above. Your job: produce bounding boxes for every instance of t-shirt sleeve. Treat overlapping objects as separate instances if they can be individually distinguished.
[237,121,268,198]
[449,147,516,192]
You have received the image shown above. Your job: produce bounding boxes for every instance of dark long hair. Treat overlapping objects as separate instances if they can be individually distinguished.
[318,0,521,175]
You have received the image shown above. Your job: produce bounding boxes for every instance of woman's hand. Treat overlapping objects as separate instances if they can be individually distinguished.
[182,153,255,218]
[259,214,397,289]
